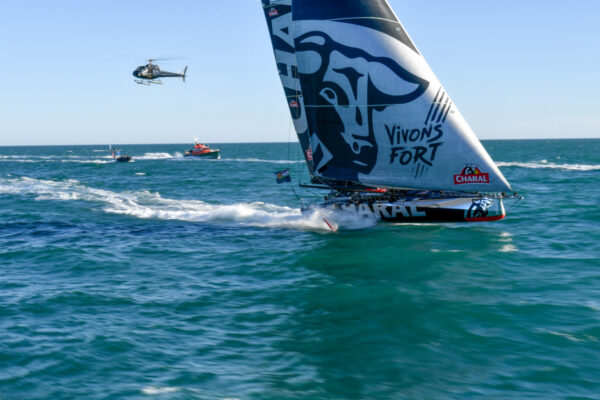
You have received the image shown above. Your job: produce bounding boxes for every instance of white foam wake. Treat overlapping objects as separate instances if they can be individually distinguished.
[0,177,374,231]
[496,161,600,171]
[135,152,182,160]
[0,154,114,163]
[61,159,113,164]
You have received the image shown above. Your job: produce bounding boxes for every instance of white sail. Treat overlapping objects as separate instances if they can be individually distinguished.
[263,0,512,193]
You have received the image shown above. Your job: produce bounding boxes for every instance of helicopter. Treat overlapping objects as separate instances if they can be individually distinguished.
[132,59,187,85]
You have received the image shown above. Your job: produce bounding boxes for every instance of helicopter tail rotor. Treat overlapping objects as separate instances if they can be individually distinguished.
[182,66,188,82]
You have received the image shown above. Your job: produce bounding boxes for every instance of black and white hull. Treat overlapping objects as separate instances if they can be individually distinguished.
[308,192,505,223]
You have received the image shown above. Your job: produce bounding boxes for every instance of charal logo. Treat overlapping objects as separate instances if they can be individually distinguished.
[306,148,313,161]
[454,165,490,185]
[289,100,299,108]
[268,8,279,17]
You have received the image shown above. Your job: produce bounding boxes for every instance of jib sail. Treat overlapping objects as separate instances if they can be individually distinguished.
[263,0,512,193]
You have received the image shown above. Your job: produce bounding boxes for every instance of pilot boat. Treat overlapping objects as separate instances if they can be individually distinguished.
[184,138,220,159]
[261,0,520,223]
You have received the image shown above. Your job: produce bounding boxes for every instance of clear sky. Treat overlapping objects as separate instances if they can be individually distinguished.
[0,0,599,145]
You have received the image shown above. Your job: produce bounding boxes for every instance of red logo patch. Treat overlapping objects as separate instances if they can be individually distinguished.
[306,148,313,161]
[289,100,299,108]
[454,165,490,185]
[268,8,279,17]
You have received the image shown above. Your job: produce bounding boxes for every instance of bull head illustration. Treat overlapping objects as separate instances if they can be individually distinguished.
[296,31,429,180]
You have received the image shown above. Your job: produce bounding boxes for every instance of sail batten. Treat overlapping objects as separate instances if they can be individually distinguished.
[262,0,512,193]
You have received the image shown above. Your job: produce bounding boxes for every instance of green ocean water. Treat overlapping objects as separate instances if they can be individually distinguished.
[0,140,599,399]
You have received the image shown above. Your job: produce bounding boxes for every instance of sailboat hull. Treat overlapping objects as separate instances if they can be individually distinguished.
[311,196,505,223]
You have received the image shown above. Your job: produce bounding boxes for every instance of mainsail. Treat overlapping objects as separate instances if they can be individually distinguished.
[261,0,314,175]
[262,0,511,193]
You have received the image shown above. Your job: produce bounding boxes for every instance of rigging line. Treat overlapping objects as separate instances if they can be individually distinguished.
[286,109,305,209]
[505,195,525,213]
[290,61,310,200]
[287,115,292,169]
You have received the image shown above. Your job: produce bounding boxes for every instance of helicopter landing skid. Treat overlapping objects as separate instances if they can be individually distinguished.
[135,79,163,85]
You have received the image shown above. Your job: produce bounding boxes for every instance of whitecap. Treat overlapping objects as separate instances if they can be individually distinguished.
[547,331,586,342]
[141,386,179,395]
[220,158,295,164]
[499,244,518,253]
[496,161,600,171]
[585,301,600,312]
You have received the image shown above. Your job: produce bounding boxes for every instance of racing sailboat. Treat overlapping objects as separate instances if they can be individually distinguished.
[261,0,517,222]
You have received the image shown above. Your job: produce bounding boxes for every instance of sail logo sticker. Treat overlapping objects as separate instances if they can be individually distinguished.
[454,165,490,184]
[268,8,279,17]
[306,148,313,161]
[289,100,299,108]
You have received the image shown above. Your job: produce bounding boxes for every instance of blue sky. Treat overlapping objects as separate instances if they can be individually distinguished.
[0,0,598,145]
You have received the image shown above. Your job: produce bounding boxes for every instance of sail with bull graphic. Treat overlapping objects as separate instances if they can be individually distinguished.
[262,0,512,194]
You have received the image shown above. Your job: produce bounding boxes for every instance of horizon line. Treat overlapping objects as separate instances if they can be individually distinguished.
[1,137,599,147]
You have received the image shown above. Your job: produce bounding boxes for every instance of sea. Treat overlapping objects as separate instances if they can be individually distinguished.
[1,139,599,400]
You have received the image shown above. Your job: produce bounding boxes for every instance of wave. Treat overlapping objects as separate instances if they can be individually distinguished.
[0,159,37,163]
[220,158,295,164]
[0,155,58,161]
[0,177,373,231]
[496,161,600,171]
[0,154,113,163]
[0,154,295,164]
[141,387,180,395]
[0,155,91,160]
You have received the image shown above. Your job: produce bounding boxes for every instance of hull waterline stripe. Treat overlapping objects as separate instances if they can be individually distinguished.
[465,215,506,222]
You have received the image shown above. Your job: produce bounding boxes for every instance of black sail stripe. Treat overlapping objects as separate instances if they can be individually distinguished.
[294,0,419,54]
[424,87,442,125]
[442,101,453,123]
[430,91,445,123]
[437,96,451,123]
